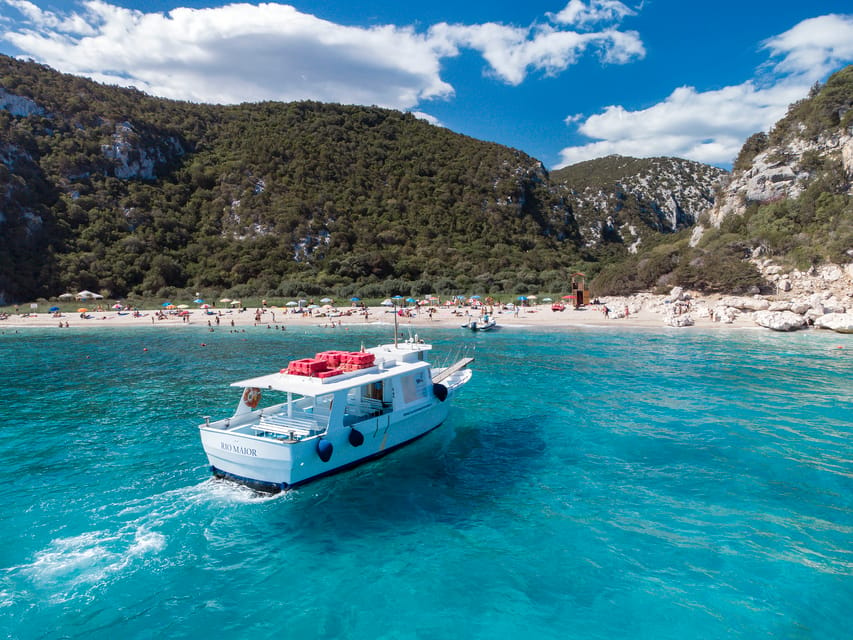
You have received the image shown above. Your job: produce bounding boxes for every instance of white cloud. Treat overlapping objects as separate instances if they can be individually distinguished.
[556,13,853,168]
[0,0,643,107]
[549,0,636,28]
[0,1,455,108]
[429,21,643,85]
[762,13,853,79]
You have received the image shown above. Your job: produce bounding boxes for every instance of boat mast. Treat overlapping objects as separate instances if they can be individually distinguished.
[393,298,399,347]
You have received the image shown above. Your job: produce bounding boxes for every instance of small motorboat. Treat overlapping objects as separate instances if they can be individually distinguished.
[462,315,497,331]
[199,341,473,492]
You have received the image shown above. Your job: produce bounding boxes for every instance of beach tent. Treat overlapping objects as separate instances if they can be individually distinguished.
[58,293,75,300]
[75,290,103,300]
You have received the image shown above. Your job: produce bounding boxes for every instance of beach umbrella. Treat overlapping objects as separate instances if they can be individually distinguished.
[49,306,60,312]
[177,304,189,309]
[219,298,232,303]
[286,301,298,307]
[561,295,575,299]
[161,301,172,307]
[350,297,361,302]
[112,303,122,309]
[381,299,394,306]
[543,297,553,302]
[392,295,403,300]
[77,308,88,313]
[193,298,204,304]
[528,295,538,300]
[230,300,242,306]
[165,304,176,310]
[517,296,527,301]
[470,295,481,299]
[200,303,210,309]
[320,297,332,303]
[406,297,416,303]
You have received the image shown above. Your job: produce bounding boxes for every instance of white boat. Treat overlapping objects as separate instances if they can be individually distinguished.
[199,341,473,492]
[462,316,497,331]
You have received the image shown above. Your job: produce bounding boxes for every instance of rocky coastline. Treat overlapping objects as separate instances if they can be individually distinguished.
[604,261,853,333]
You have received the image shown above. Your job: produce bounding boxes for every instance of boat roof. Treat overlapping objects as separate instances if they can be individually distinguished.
[230,342,434,396]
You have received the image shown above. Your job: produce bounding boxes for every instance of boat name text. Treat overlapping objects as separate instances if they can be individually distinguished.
[221,441,258,456]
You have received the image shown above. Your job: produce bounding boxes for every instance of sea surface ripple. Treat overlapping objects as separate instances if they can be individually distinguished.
[1,325,850,639]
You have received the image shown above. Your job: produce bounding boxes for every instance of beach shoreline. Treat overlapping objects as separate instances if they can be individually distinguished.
[0,301,756,332]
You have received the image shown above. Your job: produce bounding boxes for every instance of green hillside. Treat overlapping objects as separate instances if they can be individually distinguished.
[0,55,584,302]
[1,55,850,303]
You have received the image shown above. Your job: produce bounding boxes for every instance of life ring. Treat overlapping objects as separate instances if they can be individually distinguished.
[242,387,261,409]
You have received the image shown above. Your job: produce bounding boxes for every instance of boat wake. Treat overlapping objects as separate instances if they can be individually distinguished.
[4,479,289,606]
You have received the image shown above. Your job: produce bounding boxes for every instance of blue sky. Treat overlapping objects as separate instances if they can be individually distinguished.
[1,0,852,169]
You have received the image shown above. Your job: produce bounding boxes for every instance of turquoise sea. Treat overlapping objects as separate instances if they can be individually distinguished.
[0,324,851,639]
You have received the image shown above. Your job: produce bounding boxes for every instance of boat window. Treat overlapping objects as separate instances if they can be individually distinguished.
[366,381,383,401]
[314,394,333,415]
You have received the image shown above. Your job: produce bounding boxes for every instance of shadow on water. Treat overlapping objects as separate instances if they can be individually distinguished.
[214,411,552,542]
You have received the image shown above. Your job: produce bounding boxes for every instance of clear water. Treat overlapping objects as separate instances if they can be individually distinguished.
[1,325,851,639]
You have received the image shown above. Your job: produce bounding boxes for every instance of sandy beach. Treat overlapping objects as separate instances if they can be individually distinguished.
[0,299,754,331]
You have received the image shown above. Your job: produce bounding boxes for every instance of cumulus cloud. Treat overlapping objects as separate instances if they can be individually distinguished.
[429,20,642,85]
[0,0,643,108]
[549,0,636,28]
[0,1,456,107]
[557,13,853,168]
[762,13,853,79]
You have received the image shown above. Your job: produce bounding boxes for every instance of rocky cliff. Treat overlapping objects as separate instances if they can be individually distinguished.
[551,155,727,251]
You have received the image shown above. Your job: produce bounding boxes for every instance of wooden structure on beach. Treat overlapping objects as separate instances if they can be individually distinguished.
[571,273,589,308]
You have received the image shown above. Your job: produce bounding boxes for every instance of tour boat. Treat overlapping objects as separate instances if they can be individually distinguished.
[198,341,473,492]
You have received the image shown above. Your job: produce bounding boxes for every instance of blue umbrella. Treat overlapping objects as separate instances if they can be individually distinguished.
[162,301,172,307]
[392,295,403,299]
[406,297,416,303]
[193,298,204,304]
[471,295,481,299]
[517,296,527,301]
[49,306,59,312]
[351,297,361,302]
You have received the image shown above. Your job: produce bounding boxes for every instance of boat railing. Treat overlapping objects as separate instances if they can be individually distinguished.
[255,410,327,440]
[345,396,385,417]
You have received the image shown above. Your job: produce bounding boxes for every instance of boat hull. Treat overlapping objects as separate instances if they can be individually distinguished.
[200,398,452,492]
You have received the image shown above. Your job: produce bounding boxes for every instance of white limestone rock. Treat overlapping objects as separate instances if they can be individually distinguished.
[719,296,770,311]
[753,310,808,331]
[814,313,853,333]
[768,301,792,312]
[711,306,739,324]
[664,312,694,327]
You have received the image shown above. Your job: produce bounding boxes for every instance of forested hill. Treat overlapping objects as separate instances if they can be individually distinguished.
[3,54,849,304]
[0,54,584,302]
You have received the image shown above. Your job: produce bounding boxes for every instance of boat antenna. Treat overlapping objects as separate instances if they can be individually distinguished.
[393,298,399,347]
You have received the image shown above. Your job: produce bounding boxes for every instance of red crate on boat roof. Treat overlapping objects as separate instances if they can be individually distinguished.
[286,358,328,375]
[315,350,349,367]
[317,369,343,379]
[345,352,375,366]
